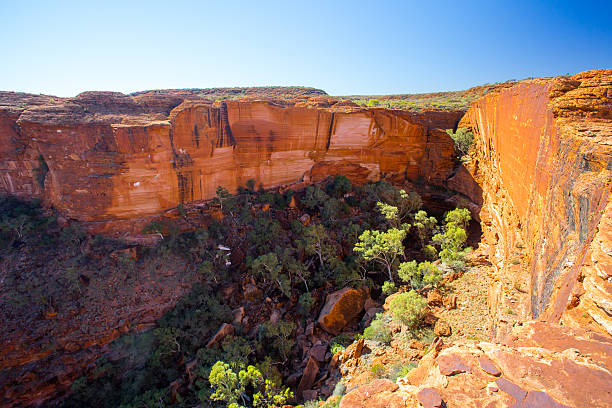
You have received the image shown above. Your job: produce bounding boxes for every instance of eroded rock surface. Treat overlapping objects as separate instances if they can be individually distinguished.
[0,93,462,233]
[466,69,611,337]
[330,69,612,408]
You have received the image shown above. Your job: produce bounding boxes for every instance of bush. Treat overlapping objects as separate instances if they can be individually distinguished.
[398,261,443,289]
[330,333,353,355]
[354,228,406,281]
[382,280,397,295]
[209,361,292,407]
[389,291,427,328]
[325,175,352,198]
[298,292,316,315]
[249,252,291,297]
[257,321,296,361]
[363,313,392,344]
[446,128,474,158]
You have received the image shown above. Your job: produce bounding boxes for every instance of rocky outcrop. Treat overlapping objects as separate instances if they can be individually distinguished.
[0,93,463,233]
[342,322,611,408]
[466,69,612,338]
[332,70,612,408]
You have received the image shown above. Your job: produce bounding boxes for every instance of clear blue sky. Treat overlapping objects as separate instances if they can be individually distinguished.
[1,0,610,97]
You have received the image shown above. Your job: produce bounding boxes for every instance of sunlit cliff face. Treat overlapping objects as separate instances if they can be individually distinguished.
[0,95,462,228]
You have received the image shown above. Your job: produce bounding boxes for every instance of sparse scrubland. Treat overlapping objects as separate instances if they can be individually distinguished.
[0,169,475,407]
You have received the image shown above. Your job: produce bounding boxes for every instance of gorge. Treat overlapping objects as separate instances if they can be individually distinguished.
[0,70,610,408]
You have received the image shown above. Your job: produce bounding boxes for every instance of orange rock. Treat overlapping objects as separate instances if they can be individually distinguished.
[0,95,462,233]
[433,319,452,337]
[205,323,234,348]
[339,379,403,408]
[317,287,368,335]
[465,69,612,336]
[297,356,319,398]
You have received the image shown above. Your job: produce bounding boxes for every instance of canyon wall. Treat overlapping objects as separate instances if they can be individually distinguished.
[0,93,462,232]
[463,69,611,337]
[339,69,612,408]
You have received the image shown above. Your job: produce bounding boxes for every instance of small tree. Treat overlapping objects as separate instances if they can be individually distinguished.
[399,261,443,289]
[389,290,427,328]
[208,361,292,408]
[250,253,291,297]
[432,211,471,272]
[354,228,406,281]
[446,128,474,158]
[257,321,296,362]
[301,224,336,272]
[412,210,437,249]
[444,208,471,230]
[325,175,352,198]
[214,186,233,215]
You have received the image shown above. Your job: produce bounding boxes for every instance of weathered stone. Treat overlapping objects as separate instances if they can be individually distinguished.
[443,295,457,310]
[416,388,443,408]
[297,356,319,398]
[433,319,451,337]
[310,344,328,362]
[427,289,443,306]
[437,354,471,376]
[317,287,368,335]
[478,356,502,376]
[496,378,527,403]
[232,307,245,324]
[206,323,234,348]
[302,389,317,401]
[523,391,571,408]
[339,379,401,408]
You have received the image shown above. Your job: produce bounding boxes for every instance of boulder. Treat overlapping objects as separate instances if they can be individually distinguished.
[318,287,368,335]
[434,319,452,337]
[297,356,319,398]
[417,388,443,408]
[339,379,405,408]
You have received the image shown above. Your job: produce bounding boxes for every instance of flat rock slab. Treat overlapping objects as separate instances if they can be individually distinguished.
[417,387,443,408]
[478,356,502,376]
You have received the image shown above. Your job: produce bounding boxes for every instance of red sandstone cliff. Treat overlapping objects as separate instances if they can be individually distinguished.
[0,93,462,232]
[464,69,612,338]
[339,69,612,408]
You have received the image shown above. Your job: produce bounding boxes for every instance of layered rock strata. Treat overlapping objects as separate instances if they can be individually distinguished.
[0,93,462,232]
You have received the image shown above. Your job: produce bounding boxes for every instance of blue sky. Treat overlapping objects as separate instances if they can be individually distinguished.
[1,0,610,96]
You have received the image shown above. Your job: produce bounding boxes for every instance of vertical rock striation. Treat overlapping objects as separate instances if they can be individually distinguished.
[466,69,611,336]
[0,94,463,232]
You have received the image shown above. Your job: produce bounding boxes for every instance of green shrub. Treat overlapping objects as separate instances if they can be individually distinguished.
[398,261,443,289]
[257,321,296,361]
[412,210,437,249]
[446,128,474,158]
[330,333,353,355]
[382,280,397,295]
[363,313,392,344]
[325,175,352,198]
[298,292,316,315]
[354,228,406,281]
[370,363,385,378]
[389,291,427,328]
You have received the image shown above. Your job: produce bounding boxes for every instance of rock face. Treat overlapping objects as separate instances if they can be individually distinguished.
[465,69,612,338]
[0,93,462,232]
[335,70,612,408]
